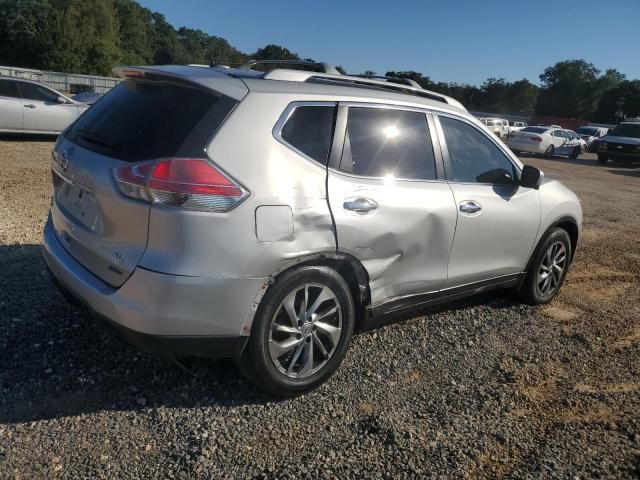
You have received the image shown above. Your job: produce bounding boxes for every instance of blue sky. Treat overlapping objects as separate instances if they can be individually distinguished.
[138,0,640,86]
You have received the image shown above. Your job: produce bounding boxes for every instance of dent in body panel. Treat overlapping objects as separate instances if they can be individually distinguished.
[327,173,458,307]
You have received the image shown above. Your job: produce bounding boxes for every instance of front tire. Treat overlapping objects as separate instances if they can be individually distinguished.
[571,146,581,159]
[520,228,572,305]
[597,154,608,165]
[239,266,355,397]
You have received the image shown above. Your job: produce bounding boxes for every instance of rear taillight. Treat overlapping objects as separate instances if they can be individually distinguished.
[113,158,248,212]
[531,136,543,142]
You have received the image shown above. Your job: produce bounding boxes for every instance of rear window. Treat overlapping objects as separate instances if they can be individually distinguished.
[522,127,548,134]
[280,105,336,164]
[576,127,598,135]
[0,80,20,98]
[66,79,238,162]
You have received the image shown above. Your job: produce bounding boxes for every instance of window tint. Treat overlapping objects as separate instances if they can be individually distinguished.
[522,127,548,133]
[66,79,238,162]
[439,116,516,183]
[280,105,336,164]
[341,107,436,180]
[0,80,20,99]
[18,82,60,102]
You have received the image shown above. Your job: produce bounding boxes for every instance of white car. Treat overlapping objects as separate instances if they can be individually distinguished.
[479,117,509,138]
[575,126,609,152]
[0,76,89,134]
[564,130,588,153]
[508,126,584,159]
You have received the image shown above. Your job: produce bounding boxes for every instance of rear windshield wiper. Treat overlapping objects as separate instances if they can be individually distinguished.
[75,129,118,151]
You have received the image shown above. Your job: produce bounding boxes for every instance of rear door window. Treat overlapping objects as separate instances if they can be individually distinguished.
[0,80,21,99]
[339,107,437,180]
[280,105,336,164]
[65,79,238,162]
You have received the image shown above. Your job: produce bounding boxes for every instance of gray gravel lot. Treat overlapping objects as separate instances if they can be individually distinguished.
[0,138,639,479]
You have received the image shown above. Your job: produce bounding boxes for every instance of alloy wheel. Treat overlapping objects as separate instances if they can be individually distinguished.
[268,283,342,379]
[537,241,567,296]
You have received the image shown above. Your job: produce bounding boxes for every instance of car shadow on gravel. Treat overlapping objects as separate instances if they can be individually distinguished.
[607,168,640,178]
[0,243,522,424]
[0,133,58,142]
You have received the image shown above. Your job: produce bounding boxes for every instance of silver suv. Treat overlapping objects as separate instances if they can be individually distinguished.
[43,62,582,396]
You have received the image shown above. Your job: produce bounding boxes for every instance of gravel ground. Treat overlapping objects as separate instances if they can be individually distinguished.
[0,138,639,479]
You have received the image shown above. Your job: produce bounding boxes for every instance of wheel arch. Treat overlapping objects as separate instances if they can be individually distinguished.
[519,215,579,290]
[248,252,372,331]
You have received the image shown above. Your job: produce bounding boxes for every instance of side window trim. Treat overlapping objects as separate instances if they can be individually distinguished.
[330,101,445,182]
[433,112,522,185]
[273,101,337,167]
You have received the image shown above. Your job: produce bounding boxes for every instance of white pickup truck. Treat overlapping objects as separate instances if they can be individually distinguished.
[507,121,527,136]
[479,117,509,139]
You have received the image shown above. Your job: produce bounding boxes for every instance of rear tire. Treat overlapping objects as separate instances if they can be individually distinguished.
[544,145,555,159]
[520,227,572,305]
[238,266,355,397]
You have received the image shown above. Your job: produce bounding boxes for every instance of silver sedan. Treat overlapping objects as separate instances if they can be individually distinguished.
[0,77,90,134]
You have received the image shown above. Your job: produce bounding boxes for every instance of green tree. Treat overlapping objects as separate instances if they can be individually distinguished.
[386,71,435,89]
[0,0,56,69]
[593,80,640,123]
[536,60,622,119]
[252,44,299,61]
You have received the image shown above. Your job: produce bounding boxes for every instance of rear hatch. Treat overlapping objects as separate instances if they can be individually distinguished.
[50,72,243,287]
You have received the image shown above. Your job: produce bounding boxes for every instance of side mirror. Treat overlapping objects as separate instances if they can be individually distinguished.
[520,165,543,189]
[57,96,68,104]
[476,168,515,185]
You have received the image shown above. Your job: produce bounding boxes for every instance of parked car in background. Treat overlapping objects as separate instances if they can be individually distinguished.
[575,126,608,152]
[507,121,527,136]
[595,122,640,165]
[508,126,583,159]
[0,76,89,134]
[42,63,581,396]
[72,92,102,105]
[535,124,562,129]
[480,117,509,138]
[564,129,588,153]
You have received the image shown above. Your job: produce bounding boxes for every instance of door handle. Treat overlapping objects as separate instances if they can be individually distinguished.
[459,200,482,215]
[343,197,378,214]
[24,104,36,109]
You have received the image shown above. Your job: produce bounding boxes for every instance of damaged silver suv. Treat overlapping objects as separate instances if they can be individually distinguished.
[43,61,582,396]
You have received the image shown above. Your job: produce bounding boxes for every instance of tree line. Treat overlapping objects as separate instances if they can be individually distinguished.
[1,0,637,123]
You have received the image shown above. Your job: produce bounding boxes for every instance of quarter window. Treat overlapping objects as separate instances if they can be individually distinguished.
[18,82,61,102]
[340,107,437,180]
[439,116,516,183]
[0,80,20,99]
[280,105,336,164]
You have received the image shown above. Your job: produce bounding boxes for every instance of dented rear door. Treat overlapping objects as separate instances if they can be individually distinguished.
[327,105,457,308]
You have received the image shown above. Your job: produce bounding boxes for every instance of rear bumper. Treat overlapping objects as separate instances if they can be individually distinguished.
[42,217,266,358]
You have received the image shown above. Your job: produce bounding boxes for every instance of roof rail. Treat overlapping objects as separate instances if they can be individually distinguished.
[262,69,466,110]
[353,75,422,89]
[239,59,342,75]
